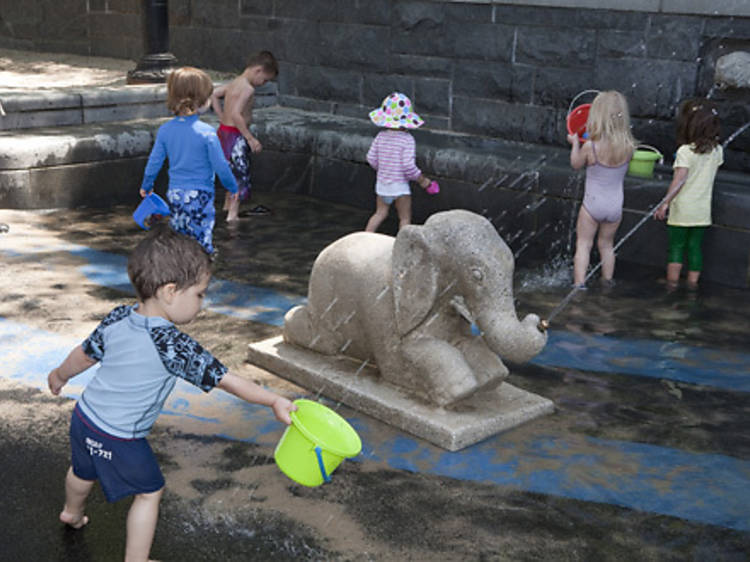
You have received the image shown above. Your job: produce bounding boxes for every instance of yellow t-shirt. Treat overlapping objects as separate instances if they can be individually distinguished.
[668,143,723,226]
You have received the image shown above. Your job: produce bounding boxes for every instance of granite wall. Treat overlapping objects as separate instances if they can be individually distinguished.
[1,1,749,171]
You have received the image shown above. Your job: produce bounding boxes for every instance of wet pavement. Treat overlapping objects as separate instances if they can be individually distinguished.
[0,46,749,561]
[1,192,750,560]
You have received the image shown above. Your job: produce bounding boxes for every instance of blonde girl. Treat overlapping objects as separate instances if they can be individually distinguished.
[140,67,239,254]
[567,90,637,288]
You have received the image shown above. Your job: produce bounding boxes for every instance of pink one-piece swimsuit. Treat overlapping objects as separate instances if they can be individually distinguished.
[582,142,630,223]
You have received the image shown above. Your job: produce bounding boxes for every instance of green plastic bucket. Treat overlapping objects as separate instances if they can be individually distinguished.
[274,399,362,487]
[628,145,663,178]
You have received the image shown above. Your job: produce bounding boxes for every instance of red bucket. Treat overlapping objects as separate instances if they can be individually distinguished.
[567,103,590,142]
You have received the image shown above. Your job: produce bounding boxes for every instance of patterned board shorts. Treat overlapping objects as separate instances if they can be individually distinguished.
[217,124,252,201]
[166,187,216,254]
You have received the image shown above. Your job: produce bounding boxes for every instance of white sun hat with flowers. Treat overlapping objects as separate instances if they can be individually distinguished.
[369,92,424,129]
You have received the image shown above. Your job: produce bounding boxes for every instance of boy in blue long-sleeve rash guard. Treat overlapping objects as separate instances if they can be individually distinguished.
[140,67,238,254]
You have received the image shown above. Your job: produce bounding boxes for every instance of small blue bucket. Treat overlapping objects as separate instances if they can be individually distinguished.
[133,193,171,230]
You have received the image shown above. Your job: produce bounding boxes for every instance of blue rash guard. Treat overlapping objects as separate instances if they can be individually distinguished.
[140,114,238,194]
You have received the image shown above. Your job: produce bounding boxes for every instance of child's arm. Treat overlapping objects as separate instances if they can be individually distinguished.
[217,372,296,424]
[654,167,689,220]
[366,138,379,170]
[567,134,591,169]
[140,131,167,197]
[401,136,423,181]
[227,86,261,153]
[211,84,226,121]
[47,345,97,396]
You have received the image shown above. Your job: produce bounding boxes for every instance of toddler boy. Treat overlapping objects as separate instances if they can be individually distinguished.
[47,224,295,562]
[212,50,279,220]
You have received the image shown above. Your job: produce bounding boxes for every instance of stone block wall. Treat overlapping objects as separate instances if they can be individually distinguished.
[0,1,749,170]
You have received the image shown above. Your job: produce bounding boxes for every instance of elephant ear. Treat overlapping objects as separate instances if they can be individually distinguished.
[392,224,439,335]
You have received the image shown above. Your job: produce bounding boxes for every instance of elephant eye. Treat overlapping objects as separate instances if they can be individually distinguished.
[471,268,484,282]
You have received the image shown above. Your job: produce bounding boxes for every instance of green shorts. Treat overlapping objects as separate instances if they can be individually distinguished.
[667,225,707,271]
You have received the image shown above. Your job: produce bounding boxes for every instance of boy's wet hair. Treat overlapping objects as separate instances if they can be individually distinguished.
[246,50,278,77]
[127,223,212,301]
[166,66,214,115]
[676,98,720,154]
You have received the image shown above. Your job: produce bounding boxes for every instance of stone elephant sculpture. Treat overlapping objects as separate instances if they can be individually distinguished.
[283,209,547,407]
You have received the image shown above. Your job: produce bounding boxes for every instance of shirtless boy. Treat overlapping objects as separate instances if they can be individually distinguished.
[212,51,278,220]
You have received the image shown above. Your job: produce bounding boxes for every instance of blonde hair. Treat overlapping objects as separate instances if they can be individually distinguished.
[586,90,637,163]
[166,67,214,116]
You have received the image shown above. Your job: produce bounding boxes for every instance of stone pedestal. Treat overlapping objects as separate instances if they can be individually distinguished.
[248,336,555,451]
[127,53,177,84]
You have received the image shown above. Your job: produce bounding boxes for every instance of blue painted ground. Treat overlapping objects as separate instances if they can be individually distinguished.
[2,243,750,532]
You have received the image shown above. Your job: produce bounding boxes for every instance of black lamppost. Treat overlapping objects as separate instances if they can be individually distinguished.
[127,0,177,84]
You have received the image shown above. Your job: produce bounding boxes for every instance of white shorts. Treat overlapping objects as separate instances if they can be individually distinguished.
[375,180,411,198]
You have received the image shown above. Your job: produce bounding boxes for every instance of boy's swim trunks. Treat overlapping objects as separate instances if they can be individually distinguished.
[70,404,165,502]
[217,124,251,201]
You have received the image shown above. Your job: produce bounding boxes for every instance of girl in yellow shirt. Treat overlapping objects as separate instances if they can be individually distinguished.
[655,99,723,290]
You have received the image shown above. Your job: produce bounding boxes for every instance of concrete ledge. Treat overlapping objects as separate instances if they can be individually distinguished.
[449,0,750,17]
[0,82,278,131]
[0,121,158,169]
[248,336,555,451]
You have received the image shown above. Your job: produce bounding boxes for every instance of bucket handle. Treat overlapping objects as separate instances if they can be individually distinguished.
[634,144,664,164]
[568,89,600,116]
[315,446,332,484]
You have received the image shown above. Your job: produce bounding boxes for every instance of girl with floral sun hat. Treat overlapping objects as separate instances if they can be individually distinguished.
[365,92,439,232]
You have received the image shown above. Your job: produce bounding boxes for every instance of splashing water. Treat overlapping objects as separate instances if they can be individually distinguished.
[545,197,667,324]
[723,121,750,149]
[517,255,573,291]
[565,173,584,254]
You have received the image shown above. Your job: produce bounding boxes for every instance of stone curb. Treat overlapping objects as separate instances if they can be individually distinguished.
[0,82,278,131]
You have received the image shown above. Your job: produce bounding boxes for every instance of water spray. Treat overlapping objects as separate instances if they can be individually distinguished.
[723,121,750,149]
[541,194,670,328]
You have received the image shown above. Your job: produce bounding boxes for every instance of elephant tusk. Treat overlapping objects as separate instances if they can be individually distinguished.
[538,319,550,332]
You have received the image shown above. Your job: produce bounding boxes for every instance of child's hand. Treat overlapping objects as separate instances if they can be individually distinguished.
[247,137,262,153]
[654,203,668,221]
[567,133,580,146]
[272,397,297,425]
[47,368,66,396]
[139,188,152,198]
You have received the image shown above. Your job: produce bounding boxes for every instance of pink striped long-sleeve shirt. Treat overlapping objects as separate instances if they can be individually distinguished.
[366,130,422,183]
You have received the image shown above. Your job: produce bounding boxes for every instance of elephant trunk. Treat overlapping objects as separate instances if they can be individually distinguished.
[475,310,548,364]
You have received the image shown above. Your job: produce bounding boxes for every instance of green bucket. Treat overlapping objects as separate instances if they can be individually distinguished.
[274,399,362,487]
[628,145,663,178]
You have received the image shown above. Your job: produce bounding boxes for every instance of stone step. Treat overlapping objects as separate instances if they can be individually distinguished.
[0,82,278,131]
[0,85,170,131]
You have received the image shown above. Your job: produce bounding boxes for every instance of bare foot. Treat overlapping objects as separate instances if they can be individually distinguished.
[60,509,89,529]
